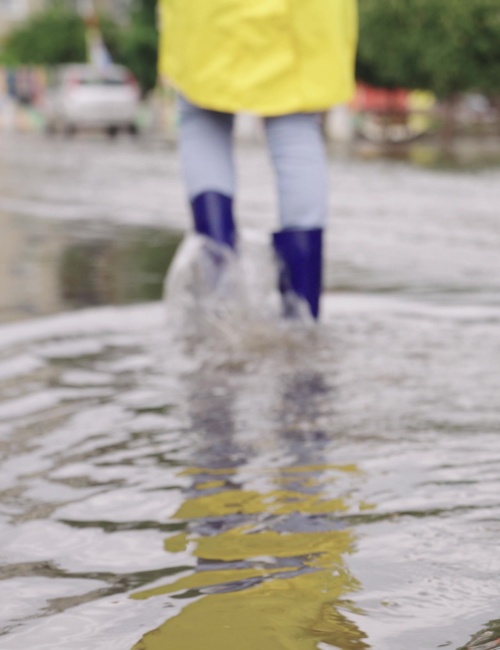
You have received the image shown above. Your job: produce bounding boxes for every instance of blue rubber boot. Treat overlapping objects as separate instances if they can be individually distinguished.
[191,191,236,250]
[272,228,323,320]
[189,191,238,298]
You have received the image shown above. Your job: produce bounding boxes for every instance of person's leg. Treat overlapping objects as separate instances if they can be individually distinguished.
[264,112,328,231]
[264,113,328,319]
[178,96,237,248]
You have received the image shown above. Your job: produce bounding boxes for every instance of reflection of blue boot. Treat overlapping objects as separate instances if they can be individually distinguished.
[191,191,236,250]
[272,228,323,320]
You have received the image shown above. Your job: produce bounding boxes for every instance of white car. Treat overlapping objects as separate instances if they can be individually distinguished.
[44,64,141,136]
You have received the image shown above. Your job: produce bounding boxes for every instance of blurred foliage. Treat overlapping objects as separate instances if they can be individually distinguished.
[119,0,159,96]
[357,0,500,97]
[0,2,87,66]
[0,0,159,95]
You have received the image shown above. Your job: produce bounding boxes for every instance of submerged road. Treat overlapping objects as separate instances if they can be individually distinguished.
[1,132,500,650]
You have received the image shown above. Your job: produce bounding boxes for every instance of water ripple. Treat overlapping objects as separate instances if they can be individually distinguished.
[0,297,500,649]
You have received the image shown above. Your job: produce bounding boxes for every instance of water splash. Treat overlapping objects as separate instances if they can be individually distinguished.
[163,230,316,360]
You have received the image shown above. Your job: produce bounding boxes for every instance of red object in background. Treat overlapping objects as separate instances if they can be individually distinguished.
[352,83,409,113]
[126,71,139,92]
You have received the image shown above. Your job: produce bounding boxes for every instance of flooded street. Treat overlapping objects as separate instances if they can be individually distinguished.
[1,133,500,650]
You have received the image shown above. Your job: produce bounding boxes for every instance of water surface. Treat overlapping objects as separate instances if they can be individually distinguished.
[1,133,500,650]
[1,289,500,649]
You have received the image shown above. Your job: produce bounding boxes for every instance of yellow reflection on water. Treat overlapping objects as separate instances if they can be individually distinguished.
[176,489,348,519]
[133,570,367,650]
[187,527,351,563]
[131,464,369,650]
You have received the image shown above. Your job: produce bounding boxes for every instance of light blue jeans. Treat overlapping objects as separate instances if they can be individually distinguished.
[178,96,328,230]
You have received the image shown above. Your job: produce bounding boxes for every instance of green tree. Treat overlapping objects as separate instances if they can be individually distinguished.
[0,3,86,65]
[357,0,500,98]
[120,0,159,95]
[0,0,124,67]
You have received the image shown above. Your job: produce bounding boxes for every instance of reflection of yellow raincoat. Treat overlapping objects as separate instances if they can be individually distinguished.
[158,0,358,116]
[132,465,370,650]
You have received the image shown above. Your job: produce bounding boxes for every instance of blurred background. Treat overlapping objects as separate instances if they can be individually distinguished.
[1,0,500,144]
[1,0,500,324]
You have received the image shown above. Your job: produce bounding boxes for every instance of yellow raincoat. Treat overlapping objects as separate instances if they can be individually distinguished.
[158,0,358,116]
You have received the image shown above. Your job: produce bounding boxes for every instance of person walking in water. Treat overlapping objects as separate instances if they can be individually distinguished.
[158,0,358,320]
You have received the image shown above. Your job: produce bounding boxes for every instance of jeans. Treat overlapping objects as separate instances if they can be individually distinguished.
[178,96,328,230]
